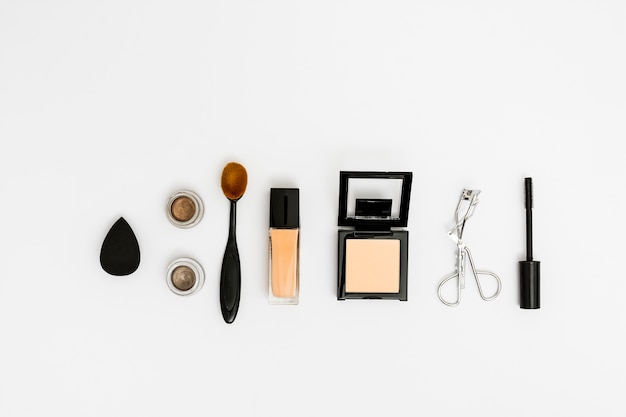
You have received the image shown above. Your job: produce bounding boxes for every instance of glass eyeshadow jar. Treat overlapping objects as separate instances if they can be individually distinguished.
[336,171,413,301]
[166,190,204,228]
[166,257,205,296]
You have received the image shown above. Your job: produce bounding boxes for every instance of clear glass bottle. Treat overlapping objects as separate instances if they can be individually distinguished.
[269,188,300,305]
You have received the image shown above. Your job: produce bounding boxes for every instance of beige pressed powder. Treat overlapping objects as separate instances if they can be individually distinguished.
[345,239,400,293]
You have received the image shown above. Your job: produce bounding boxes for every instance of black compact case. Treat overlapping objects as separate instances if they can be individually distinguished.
[337,171,413,300]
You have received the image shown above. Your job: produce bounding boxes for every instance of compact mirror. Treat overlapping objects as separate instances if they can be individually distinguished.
[346,178,403,219]
[338,171,412,228]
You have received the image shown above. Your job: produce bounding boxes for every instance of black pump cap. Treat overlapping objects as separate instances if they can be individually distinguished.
[270,188,299,228]
[519,260,540,309]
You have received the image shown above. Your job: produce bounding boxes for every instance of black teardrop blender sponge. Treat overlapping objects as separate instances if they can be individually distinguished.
[100,217,140,276]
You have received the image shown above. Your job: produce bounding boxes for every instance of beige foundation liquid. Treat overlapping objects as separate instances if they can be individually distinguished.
[270,229,299,301]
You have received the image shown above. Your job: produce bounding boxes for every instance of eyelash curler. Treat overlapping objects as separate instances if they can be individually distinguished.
[437,189,501,307]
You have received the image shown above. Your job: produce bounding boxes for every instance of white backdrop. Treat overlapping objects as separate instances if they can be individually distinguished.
[1,1,625,416]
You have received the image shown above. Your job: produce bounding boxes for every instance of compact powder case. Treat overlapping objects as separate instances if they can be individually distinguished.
[337,171,413,300]
[166,190,204,228]
[166,257,205,296]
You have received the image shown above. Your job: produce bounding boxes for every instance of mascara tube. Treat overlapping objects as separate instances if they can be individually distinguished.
[520,177,540,309]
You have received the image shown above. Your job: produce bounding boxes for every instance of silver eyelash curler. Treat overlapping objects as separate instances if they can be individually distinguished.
[437,189,501,307]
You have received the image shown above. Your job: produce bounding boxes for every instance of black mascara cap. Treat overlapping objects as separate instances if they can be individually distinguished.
[519,260,540,309]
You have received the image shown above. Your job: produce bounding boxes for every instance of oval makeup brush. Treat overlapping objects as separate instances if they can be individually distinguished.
[219,162,248,323]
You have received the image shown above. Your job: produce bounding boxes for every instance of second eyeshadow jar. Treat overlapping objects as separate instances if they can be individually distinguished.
[166,257,205,296]
[336,171,413,301]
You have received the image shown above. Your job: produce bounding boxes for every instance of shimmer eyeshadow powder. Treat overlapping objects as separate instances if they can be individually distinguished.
[166,257,205,296]
[171,265,196,291]
[171,196,196,222]
[166,190,204,228]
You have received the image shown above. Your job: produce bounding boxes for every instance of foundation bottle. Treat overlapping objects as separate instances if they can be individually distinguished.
[269,188,300,305]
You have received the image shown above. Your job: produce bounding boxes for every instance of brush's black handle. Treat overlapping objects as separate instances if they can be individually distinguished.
[220,201,241,323]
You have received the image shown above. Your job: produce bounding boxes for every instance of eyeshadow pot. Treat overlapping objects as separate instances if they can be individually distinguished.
[166,257,205,296]
[166,190,204,228]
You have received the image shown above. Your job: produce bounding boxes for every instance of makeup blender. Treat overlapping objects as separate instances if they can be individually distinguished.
[219,162,248,323]
[100,217,140,276]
